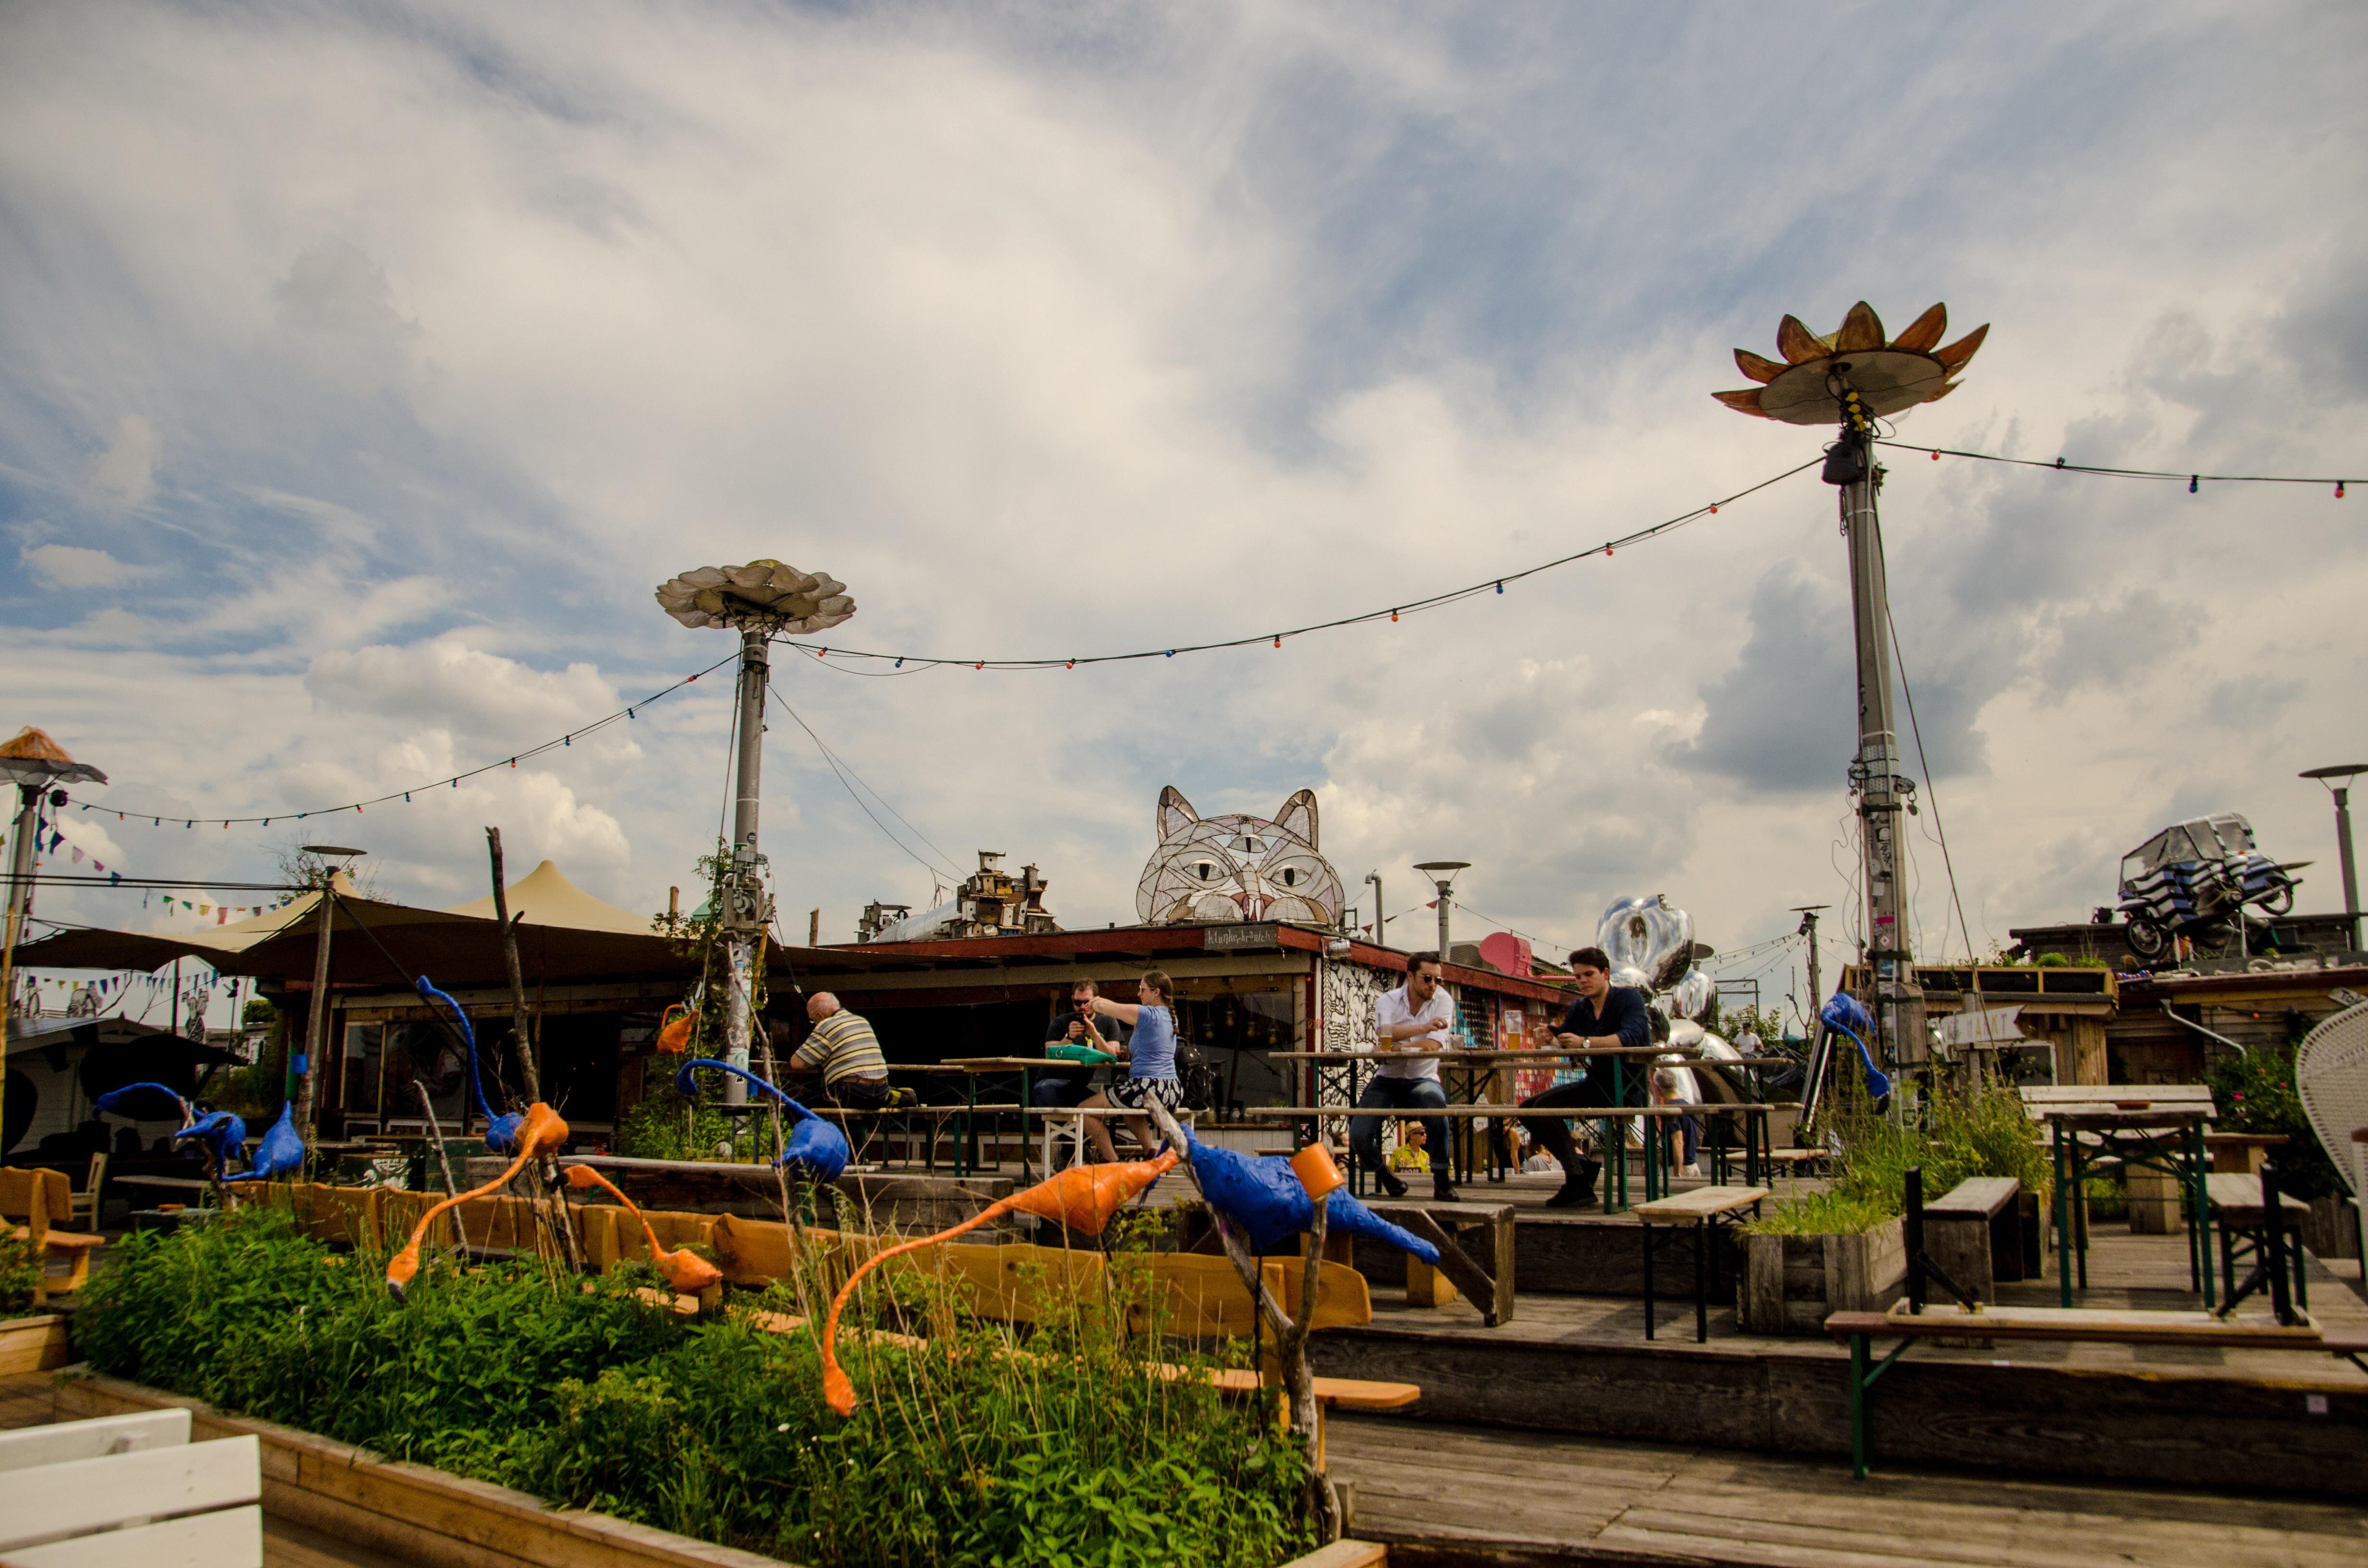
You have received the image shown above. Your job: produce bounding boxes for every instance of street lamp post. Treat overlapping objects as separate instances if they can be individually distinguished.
[656,561,855,1104]
[2301,764,2367,956]
[1413,862,1469,963]
[294,846,365,1151]
[1714,300,1989,1069]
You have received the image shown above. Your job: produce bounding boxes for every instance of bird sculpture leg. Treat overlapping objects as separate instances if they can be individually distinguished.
[558,1164,722,1295]
[819,1151,1178,1416]
[385,1103,567,1298]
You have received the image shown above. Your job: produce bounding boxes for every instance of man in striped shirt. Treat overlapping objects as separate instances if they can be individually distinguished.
[790,992,893,1109]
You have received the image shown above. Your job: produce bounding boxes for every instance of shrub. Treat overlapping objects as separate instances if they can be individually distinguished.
[0,1227,39,1317]
[1741,1190,1893,1237]
[76,1209,1312,1568]
[2206,1048,2338,1199]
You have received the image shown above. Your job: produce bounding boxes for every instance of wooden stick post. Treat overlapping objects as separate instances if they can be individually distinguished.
[486,827,582,1272]
[1142,1099,1340,1541]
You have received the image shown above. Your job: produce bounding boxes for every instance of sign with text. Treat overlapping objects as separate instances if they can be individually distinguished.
[1203,923,1280,951]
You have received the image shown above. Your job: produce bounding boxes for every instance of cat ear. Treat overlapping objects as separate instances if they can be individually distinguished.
[1158,786,1198,841]
[1271,789,1318,848]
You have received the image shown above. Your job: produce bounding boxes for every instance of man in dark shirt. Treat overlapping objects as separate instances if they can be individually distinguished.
[1037,980,1122,1108]
[1520,945,1653,1207]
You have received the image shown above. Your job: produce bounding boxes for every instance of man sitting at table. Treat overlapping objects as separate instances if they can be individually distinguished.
[1038,980,1121,1108]
[788,992,896,1110]
[1353,952,1459,1202]
[1520,946,1652,1208]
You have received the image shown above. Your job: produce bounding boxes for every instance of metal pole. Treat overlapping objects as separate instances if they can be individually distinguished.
[722,627,771,1104]
[1365,872,1383,946]
[1832,409,1925,1069]
[2334,784,2361,955]
[0,784,37,1143]
[296,870,335,1152]
[1434,880,1451,962]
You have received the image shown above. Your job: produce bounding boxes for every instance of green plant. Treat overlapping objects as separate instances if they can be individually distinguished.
[2084,1176,2128,1222]
[2206,1048,2338,1199]
[2035,952,2069,967]
[0,1227,40,1317]
[1741,1190,1893,1236]
[614,1070,746,1162]
[214,1009,289,1120]
[1800,1074,2053,1228]
[77,1209,1313,1568]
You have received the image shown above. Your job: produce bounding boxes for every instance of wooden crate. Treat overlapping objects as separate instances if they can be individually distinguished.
[0,1314,71,1375]
[1741,1218,1904,1335]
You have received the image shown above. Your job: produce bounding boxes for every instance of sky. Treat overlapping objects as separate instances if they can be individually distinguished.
[3,1,2365,1031]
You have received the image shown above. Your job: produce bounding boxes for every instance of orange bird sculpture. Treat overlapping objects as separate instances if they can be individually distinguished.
[385,1102,568,1299]
[559,1164,725,1294]
[819,1149,1179,1416]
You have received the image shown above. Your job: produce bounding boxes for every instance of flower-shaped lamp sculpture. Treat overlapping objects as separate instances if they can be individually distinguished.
[654,561,856,634]
[1712,302,1987,425]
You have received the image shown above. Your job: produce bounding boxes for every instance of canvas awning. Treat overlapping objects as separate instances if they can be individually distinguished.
[10,864,722,989]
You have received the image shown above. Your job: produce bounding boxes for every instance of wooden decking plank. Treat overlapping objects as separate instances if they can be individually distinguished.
[1602,1510,2366,1568]
[1616,1488,2364,1553]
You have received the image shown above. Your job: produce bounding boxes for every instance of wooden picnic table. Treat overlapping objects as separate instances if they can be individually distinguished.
[2022,1085,2217,1308]
[1635,1185,1770,1342]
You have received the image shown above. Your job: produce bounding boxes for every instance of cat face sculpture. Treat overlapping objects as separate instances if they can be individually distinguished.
[1136,786,1344,927]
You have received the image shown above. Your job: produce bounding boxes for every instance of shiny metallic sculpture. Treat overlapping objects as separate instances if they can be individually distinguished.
[1135,786,1344,927]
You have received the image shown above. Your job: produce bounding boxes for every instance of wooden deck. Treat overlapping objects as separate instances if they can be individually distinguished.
[1330,1413,2368,1566]
[0,1372,418,1568]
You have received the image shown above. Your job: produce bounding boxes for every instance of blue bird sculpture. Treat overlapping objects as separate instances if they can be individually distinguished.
[416,976,523,1154]
[174,1110,252,1176]
[673,1058,851,1183]
[94,1081,193,1127]
[94,1082,243,1177]
[1820,992,1892,1100]
[1181,1132,1438,1263]
[223,1102,305,1183]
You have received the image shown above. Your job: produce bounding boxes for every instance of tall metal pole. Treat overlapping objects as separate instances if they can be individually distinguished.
[2301,767,2365,956]
[1365,871,1383,946]
[0,784,39,1141]
[1435,884,1452,961]
[1829,399,1925,1069]
[296,870,335,1151]
[2336,783,2361,956]
[1795,905,1826,1022]
[722,627,772,1105]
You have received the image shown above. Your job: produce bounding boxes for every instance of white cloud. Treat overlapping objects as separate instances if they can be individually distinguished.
[22,542,149,589]
[91,414,158,508]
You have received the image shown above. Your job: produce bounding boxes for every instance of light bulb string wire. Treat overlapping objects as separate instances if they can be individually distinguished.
[786,458,1826,673]
[1875,440,2351,487]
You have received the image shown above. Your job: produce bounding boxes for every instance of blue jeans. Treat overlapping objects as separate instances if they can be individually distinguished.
[1349,1076,1450,1183]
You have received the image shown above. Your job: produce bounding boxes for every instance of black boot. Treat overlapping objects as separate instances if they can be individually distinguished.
[1431,1171,1460,1202]
[1544,1158,1599,1209]
[1377,1168,1408,1199]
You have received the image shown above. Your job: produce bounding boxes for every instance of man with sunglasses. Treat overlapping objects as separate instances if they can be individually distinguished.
[1519,946,1651,1207]
[1354,951,1460,1201]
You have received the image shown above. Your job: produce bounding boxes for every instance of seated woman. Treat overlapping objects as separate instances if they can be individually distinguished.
[1075,970,1183,1163]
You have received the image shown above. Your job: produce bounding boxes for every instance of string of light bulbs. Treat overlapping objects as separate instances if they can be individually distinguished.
[780,458,1828,673]
[56,652,737,832]
[1876,440,2350,495]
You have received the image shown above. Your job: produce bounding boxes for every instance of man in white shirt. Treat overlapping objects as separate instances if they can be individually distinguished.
[1353,951,1460,1201]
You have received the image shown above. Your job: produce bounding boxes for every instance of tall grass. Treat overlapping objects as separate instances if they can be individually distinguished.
[76,1208,1311,1568]
[1748,1074,2052,1236]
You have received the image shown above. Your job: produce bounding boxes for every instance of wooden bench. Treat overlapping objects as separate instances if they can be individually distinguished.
[2207,1171,2314,1314]
[1352,1200,1515,1325]
[1635,1185,1768,1342]
[0,1408,262,1566]
[1827,1302,2368,1479]
[1921,1176,2025,1303]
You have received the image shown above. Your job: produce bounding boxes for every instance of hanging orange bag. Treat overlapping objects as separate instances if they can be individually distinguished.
[655,1004,699,1055]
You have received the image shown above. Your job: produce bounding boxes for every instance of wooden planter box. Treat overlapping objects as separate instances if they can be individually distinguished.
[1741,1218,1905,1335]
[0,1313,71,1374]
[2303,1195,2359,1261]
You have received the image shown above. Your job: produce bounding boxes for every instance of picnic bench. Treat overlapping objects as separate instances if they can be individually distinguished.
[2021,1084,2216,1307]
[2207,1170,2313,1316]
[1920,1176,2031,1303]
[1635,1185,1768,1342]
[1352,1200,1515,1325]
[1827,1301,2368,1479]
[0,1407,263,1567]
